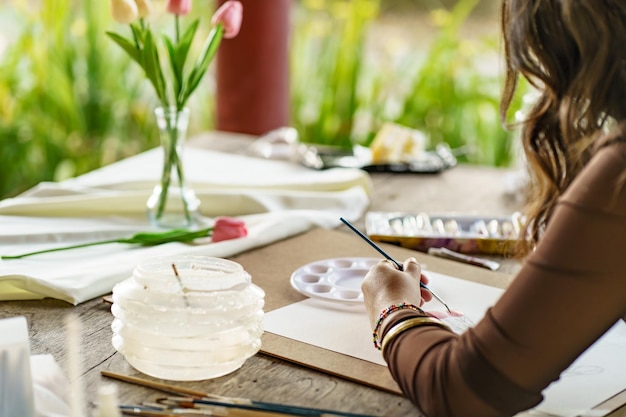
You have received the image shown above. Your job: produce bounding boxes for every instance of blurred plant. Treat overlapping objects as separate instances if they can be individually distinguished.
[0,0,216,200]
[0,0,529,203]
[0,0,150,199]
[392,0,527,166]
[290,0,528,166]
[291,0,381,150]
[106,0,242,112]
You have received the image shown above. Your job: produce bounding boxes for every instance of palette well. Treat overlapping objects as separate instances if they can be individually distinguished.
[290,257,381,304]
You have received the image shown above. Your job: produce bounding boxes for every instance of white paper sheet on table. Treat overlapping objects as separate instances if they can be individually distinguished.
[263,271,626,417]
[0,146,372,304]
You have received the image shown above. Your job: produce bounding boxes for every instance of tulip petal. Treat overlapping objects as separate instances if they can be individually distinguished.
[134,0,153,18]
[211,216,248,242]
[166,0,192,16]
[110,0,139,24]
[211,1,243,39]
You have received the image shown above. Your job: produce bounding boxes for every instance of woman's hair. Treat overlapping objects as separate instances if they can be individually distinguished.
[500,0,626,257]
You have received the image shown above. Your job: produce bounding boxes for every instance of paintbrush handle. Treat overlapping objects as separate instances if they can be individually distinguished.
[102,371,378,417]
[191,398,376,417]
[101,370,207,397]
[216,406,299,417]
[339,218,403,269]
[120,405,287,417]
[339,217,452,313]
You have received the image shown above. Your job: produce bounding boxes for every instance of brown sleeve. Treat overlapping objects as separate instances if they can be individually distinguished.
[381,143,626,416]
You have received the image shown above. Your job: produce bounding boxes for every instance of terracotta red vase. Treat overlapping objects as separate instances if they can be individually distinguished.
[215,0,291,136]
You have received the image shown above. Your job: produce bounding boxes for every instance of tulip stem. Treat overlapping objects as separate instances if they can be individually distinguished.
[155,108,191,224]
[1,239,121,260]
[1,227,215,260]
[175,14,180,43]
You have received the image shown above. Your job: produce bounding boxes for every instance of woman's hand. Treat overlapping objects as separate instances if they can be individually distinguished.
[361,257,433,329]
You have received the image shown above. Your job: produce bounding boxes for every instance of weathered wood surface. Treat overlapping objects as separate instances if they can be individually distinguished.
[1,132,623,417]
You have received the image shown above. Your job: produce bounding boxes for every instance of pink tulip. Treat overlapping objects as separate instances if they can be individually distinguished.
[211,1,243,39]
[211,216,248,242]
[166,0,191,15]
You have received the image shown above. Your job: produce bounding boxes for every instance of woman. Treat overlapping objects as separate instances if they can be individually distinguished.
[361,1,626,416]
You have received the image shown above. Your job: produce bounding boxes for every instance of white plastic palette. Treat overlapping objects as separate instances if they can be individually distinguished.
[290,257,380,304]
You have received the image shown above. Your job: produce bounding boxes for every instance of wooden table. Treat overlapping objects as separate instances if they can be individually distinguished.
[0,132,623,417]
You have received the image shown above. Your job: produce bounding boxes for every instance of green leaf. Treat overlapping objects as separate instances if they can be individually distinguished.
[180,25,223,106]
[130,22,145,48]
[142,30,168,106]
[105,31,142,66]
[119,227,214,245]
[164,35,181,95]
[164,20,200,108]
[175,19,199,71]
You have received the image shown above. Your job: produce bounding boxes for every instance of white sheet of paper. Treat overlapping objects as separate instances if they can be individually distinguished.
[535,322,626,417]
[263,271,504,365]
[263,271,626,417]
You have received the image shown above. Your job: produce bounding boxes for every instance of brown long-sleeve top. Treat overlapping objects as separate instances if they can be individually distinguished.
[380,141,626,416]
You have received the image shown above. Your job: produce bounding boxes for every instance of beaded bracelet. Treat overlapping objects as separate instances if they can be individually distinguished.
[380,316,452,355]
[372,302,424,350]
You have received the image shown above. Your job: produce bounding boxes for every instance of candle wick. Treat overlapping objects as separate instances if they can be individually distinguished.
[171,263,190,307]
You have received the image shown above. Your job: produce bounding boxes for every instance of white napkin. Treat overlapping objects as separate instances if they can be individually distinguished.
[0,146,372,304]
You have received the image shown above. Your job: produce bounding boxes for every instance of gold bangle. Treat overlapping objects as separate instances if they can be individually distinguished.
[380,316,452,355]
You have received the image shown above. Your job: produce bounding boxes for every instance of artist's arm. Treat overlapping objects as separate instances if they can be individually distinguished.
[362,143,626,417]
[363,259,532,416]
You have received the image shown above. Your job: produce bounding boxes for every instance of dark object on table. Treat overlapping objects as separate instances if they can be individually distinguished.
[298,143,457,173]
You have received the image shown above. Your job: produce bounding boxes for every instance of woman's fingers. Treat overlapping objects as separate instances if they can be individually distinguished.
[403,257,420,273]
[403,257,434,303]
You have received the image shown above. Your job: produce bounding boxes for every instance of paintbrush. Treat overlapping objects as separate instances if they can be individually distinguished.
[339,217,452,313]
[119,402,293,416]
[157,397,377,417]
[101,371,378,417]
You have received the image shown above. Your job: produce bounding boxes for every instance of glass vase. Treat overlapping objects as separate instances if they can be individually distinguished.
[147,107,200,228]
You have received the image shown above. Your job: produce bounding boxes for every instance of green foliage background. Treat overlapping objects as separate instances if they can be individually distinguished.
[0,0,524,200]
[0,0,214,199]
[291,0,527,166]
[0,0,153,198]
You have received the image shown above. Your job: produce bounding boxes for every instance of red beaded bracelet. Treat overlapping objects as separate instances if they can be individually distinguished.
[372,302,424,350]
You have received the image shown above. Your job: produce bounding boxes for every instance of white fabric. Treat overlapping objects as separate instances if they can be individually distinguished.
[0,146,372,304]
[0,147,372,217]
